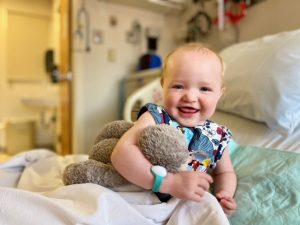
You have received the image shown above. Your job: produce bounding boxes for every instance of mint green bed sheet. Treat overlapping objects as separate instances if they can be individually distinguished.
[229,141,300,225]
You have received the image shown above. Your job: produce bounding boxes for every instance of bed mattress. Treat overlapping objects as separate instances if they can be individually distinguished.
[212,111,300,153]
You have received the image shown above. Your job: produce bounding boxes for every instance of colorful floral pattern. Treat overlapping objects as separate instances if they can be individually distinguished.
[139,103,232,172]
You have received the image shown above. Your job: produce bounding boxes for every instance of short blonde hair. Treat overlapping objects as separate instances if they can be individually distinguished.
[160,42,225,87]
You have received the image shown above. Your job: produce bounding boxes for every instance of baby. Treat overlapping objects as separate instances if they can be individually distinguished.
[112,43,237,217]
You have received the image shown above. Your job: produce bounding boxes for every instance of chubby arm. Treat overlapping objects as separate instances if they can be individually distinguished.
[213,147,237,216]
[111,112,213,201]
[111,112,155,189]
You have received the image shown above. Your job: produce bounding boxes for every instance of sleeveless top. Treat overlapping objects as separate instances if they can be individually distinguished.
[138,103,232,172]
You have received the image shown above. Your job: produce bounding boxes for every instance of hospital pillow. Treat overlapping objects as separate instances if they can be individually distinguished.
[217,29,300,135]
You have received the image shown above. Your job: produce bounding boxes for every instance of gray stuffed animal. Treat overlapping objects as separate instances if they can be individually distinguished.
[62,120,189,190]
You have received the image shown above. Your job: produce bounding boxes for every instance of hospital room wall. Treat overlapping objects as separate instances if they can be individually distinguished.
[72,0,300,154]
[1,0,296,155]
[72,1,179,153]
[237,0,300,42]
[177,0,300,51]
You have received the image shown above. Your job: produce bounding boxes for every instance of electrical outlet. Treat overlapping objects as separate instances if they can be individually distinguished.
[107,48,116,62]
[93,29,103,44]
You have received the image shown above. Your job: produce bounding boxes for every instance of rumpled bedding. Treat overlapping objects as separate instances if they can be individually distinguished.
[0,142,299,225]
[0,149,229,225]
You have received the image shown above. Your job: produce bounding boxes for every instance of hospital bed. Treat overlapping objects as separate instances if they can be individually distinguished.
[1,29,300,224]
[124,28,300,224]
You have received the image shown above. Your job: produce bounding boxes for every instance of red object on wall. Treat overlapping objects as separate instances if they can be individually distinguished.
[214,0,247,25]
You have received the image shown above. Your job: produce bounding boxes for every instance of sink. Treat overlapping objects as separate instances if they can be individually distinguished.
[21,97,58,108]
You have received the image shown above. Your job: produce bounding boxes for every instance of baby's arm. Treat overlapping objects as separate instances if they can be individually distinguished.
[111,112,213,201]
[213,147,237,216]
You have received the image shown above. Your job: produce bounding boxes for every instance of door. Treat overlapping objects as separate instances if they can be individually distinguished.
[58,0,72,155]
[0,0,72,155]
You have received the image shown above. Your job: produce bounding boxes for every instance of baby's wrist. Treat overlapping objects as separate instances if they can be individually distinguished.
[159,172,174,194]
[215,190,234,200]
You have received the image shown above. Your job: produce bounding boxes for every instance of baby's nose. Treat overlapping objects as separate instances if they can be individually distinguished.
[183,90,197,102]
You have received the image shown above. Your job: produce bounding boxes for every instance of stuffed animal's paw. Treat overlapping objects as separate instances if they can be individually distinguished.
[62,159,128,187]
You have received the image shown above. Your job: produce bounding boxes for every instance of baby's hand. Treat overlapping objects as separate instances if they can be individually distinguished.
[161,171,213,202]
[215,190,237,216]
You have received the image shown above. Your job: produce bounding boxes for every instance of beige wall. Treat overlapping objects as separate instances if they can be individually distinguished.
[177,0,300,51]
[72,1,179,153]
[238,0,300,42]
[72,0,300,154]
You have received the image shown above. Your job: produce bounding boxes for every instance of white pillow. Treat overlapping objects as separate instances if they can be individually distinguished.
[217,29,300,135]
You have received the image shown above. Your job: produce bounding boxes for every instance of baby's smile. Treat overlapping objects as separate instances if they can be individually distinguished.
[178,106,199,115]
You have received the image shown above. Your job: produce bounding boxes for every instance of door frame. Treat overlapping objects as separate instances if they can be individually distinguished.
[59,0,72,155]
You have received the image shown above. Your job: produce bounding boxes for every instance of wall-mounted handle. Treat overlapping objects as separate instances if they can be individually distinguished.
[45,49,72,83]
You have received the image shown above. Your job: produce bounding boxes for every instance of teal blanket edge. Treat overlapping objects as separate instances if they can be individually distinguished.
[228,140,300,225]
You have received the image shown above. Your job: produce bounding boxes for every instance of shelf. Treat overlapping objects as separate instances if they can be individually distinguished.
[106,0,187,14]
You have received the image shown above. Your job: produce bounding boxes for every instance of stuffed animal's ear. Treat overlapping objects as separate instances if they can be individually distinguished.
[94,120,134,143]
[138,125,189,173]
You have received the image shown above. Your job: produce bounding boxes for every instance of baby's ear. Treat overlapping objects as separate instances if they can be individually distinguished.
[217,86,225,101]
[221,86,226,95]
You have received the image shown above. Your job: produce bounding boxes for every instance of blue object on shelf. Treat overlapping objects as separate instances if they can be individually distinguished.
[138,53,162,70]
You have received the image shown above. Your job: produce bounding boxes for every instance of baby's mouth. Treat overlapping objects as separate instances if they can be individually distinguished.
[178,107,199,114]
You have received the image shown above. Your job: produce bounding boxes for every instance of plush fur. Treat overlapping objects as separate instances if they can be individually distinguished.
[62,120,189,189]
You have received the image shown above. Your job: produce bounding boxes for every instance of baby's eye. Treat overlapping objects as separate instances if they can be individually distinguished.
[172,84,184,89]
[200,87,211,92]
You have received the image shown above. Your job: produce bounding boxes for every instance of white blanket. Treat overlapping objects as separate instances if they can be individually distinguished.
[0,150,230,225]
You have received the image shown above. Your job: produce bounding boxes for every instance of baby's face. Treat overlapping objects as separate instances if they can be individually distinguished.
[162,49,223,127]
